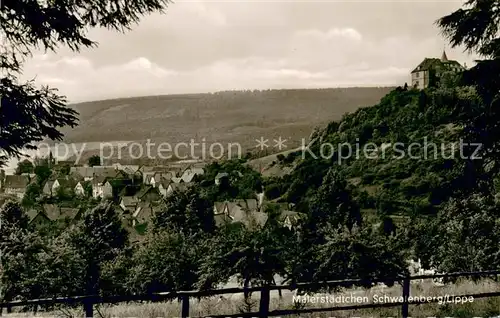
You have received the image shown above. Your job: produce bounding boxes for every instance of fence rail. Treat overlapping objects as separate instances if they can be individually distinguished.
[2,270,500,318]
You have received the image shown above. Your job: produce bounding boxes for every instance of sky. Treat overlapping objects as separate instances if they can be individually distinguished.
[20,0,477,103]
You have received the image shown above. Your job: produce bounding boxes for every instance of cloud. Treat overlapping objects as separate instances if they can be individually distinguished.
[295,27,363,42]
[17,1,478,102]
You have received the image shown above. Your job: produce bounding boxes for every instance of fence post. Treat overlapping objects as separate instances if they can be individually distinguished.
[83,297,93,318]
[259,286,270,318]
[181,295,189,318]
[401,276,410,318]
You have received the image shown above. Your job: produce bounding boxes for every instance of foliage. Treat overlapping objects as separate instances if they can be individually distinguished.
[15,159,34,175]
[313,224,408,288]
[308,168,362,228]
[201,160,263,201]
[437,0,500,194]
[198,222,292,290]
[428,194,500,274]
[88,155,101,167]
[34,165,52,185]
[22,182,41,208]
[65,203,129,295]
[0,201,45,302]
[128,230,205,293]
[0,0,172,166]
[154,185,215,235]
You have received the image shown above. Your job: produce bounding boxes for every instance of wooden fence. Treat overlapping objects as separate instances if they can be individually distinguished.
[2,270,500,318]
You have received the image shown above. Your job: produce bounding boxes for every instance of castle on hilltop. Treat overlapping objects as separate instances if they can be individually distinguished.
[411,50,465,89]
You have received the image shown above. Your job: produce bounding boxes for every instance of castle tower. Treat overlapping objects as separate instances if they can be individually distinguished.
[441,50,449,62]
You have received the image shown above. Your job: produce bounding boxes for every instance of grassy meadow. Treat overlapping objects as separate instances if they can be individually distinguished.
[5,279,500,318]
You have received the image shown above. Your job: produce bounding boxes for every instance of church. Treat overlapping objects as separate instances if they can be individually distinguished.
[410,51,465,89]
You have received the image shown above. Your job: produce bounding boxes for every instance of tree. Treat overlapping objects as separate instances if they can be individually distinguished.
[0,0,172,166]
[34,165,52,185]
[66,203,129,296]
[154,186,215,235]
[15,159,34,175]
[88,155,101,167]
[426,194,500,274]
[127,230,204,294]
[0,201,45,308]
[22,182,41,207]
[313,224,408,288]
[309,168,362,229]
[198,222,292,292]
[437,0,500,194]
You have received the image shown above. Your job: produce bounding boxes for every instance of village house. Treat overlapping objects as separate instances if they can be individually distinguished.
[3,175,30,199]
[411,50,465,89]
[142,171,156,185]
[26,209,51,228]
[74,181,90,197]
[59,207,83,223]
[42,180,55,197]
[120,196,140,213]
[180,167,204,183]
[70,166,117,181]
[212,199,266,228]
[134,185,161,202]
[278,210,305,230]
[158,179,171,197]
[52,177,77,196]
[70,167,94,181]
[21,172,37,180]
[132,202,164,227]
[92,176,113,199]
[165,182,192,196]
[42,204,82,224]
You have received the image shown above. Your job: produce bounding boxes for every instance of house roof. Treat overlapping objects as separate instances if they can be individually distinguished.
[56,160,75,166]
[213,202,228,214]
[55,177,77,188]
[59,207,81,220]
[121,165,140,175]
[231,209,268,228]
[4,175,29,189]
[69,172,85,181]
[43,204,60,221]
[135,186,156,199]
[215,213,232,226]
[190,167,205,175]
[43,180,55,190]
[278,210,304,223]
[181,172,196,183]
[93,166,117,177]
[121,196,139,207]
[159,178,171,188]
[168,182,191,192]
[133,202,156,221]
[92,175,107,185]
[170,177,183,183]
[26,209,41,222]
[411,57,464,73]
[70,167,94,178]
[232,199,258,213]
[411,58,441,73]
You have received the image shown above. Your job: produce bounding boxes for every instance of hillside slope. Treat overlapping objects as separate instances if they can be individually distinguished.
[266,86,480,216]
[62,88,393,156]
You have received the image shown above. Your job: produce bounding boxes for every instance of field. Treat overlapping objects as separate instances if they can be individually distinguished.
[4,279,500,318]
[62,88,393,162]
